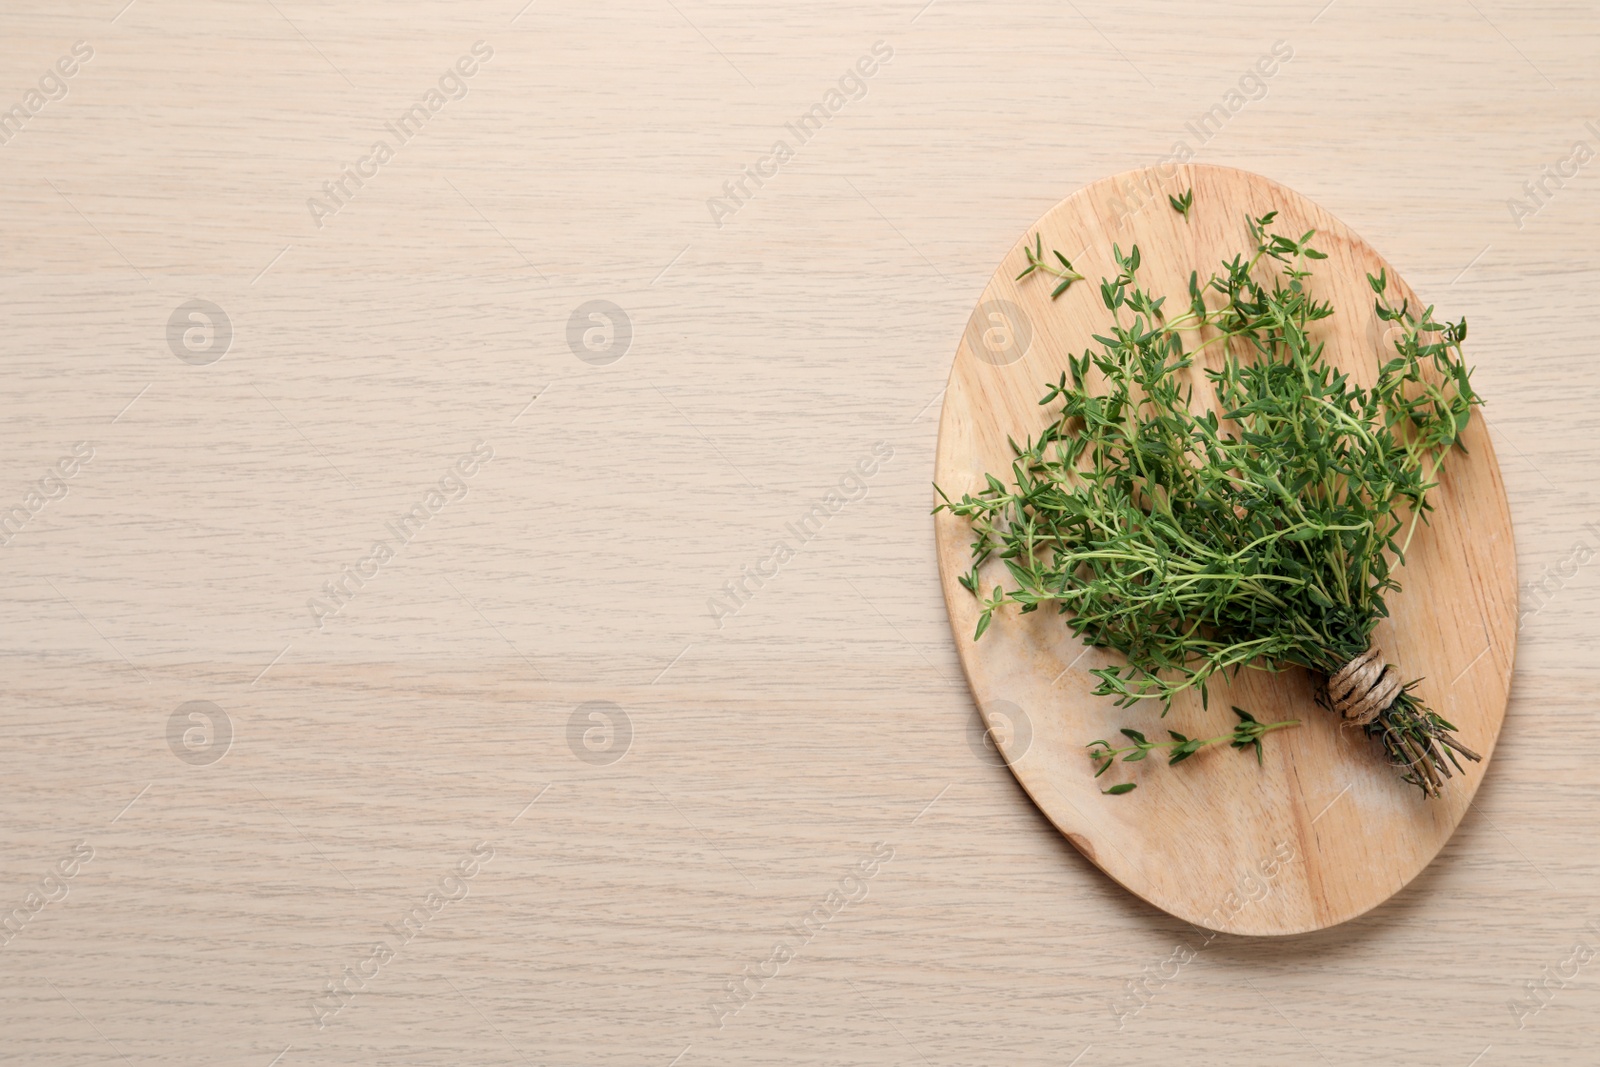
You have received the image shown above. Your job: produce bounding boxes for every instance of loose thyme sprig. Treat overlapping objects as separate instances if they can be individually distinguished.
[1088,708,1299,793]
[1015,233,1085,299]
[1168,188,1194,220]
[939,205,1483,796]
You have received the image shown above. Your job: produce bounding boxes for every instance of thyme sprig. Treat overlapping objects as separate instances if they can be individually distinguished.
[1016,233,1085,298]
[939,209,1484,796]
[1168,188,1194,220]
[1089,707,1300,793]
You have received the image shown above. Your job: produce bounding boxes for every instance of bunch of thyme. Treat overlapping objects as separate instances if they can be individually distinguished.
[939,211,1483,796]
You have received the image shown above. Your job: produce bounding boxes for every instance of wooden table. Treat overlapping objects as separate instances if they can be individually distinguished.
[1,2,1595,1064]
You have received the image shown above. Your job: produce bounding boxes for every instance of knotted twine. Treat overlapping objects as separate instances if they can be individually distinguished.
[1327,647,1404,726]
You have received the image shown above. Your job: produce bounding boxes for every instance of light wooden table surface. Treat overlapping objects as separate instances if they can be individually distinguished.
[2,2,1596,1065]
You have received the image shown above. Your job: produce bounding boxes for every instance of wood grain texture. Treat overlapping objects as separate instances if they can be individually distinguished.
[934,164,1518,935]
[1,2,1598,1066]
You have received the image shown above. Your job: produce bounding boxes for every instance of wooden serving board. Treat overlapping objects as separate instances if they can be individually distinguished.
[933,164,1517,935]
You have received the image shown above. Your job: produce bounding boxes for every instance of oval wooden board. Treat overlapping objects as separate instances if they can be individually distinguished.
[934,164,1517,935]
